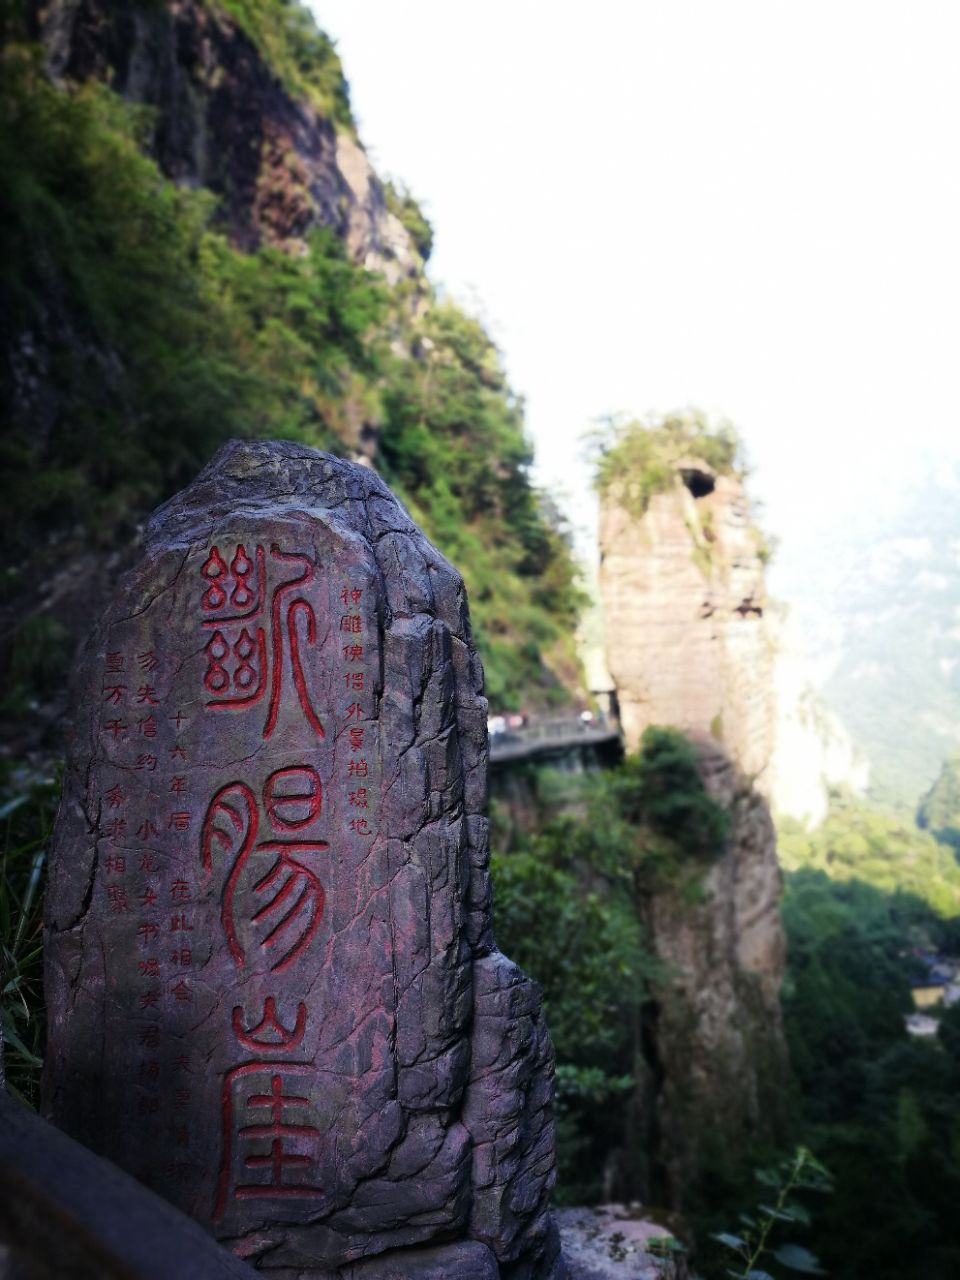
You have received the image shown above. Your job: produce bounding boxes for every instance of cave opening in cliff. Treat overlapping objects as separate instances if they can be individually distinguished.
[679,467,716,499]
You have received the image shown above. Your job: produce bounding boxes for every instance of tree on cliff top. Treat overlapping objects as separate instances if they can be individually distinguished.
[592,409,745,516]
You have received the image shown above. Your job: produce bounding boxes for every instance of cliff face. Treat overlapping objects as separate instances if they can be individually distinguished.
[639,743,787,1205]
[599,462,776,784]
[37,0,420,281]
[2,0,584,755]
[599,454,788,1202]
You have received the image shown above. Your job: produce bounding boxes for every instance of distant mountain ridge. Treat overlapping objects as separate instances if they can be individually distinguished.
[771,464,960,807]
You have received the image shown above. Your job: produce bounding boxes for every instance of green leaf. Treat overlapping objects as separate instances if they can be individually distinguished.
[758,1203,797,1222]
[773,1244,827,1274]
[711,1232,747,1251]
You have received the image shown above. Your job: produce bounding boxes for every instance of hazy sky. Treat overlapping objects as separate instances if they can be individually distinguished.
[311,2,960,570]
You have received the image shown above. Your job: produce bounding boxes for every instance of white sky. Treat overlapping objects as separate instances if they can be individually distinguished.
[310,1,960,572]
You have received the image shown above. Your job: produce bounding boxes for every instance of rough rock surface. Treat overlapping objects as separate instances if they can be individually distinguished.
[599,464,775,783]
[36,0,421,282]
[555,1206,690,1280]
[638,742,788,1206]
[42,440,564,1279]
[599,463,788,1204]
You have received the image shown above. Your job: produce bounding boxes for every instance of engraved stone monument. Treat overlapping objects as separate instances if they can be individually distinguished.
[42,441,564,1280]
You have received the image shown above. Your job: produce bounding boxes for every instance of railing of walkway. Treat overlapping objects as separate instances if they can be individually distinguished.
[488,715,621,759]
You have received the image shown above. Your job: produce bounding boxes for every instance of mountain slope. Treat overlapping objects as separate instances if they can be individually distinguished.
[0,0,583,750]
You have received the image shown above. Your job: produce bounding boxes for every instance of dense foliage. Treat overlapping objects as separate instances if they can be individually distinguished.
[775,795,960,1279]
[491,729,729,1202]
[378,300,584,706]
[779,789,960,919]
[0,7,582,720]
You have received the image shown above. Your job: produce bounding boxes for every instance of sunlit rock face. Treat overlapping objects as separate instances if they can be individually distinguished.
[599,463,776,785]
[599,463,788,1205]
[37,0,419,278]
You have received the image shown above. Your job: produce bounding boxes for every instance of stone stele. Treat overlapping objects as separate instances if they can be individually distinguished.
[43,440,566,1280]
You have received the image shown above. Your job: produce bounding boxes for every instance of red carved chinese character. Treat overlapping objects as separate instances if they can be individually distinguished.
[170,878,190,902]
[175,1087,191,1108]
[215,1065,321,1219]
[170,744,188,762]
[104,820,127,846]
[137,716,158,738]
[339,587,362,606]
[169,776,186,795]
[139,887,158,908]
[107,885,129,913]
[231,997,307,1053]
[104,720,128,740]
[349,818,372,837]
[105,784,125,809]
[169,812,191,832]
[169,913,193,933]
[172,979,192,1003]
[104,853,126,874]
[136,685,160,706]
[138,922,160,947]
[140,852,159,873]
[348,788,368,809]
[202,545,265,620]
[342,644,363,662]
[103,685,126,706]
[347,759,368,779]
[138,959,160,978]
[140,1061,160,1082]
[174,1054,190,1072]
[200,545,324,741]
[344,702,363,722]
[170,947,192,966]
[348,727,364,752]
[201,768,327,974]
[343,672,364,691]
[135,754,158,771]
[169,710,188,730]
[339,614,361,633]
[105,653,125,673]
[137,651,160,672]
[139,990,160,1009]
[140,1025,160,1049]
[137,819,161,842]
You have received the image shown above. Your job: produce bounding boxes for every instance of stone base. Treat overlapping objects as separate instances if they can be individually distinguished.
[267,1239,499,1279]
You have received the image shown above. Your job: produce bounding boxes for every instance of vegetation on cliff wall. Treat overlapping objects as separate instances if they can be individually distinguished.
[217,0,354,125]
[593,409,743,517]
[491,729,732,1203]
[0,2,582,729]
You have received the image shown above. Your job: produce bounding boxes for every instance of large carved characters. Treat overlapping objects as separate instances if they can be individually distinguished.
[43,442,566,1280]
